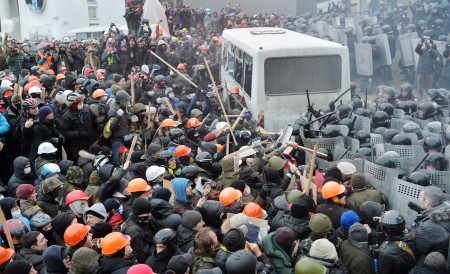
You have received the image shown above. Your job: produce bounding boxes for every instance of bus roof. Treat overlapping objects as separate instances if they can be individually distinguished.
[222,27,346,56]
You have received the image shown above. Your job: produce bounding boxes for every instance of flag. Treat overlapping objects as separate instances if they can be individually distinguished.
[142,0,170,38]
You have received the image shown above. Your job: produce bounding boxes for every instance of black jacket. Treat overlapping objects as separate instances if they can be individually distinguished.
[148,198,182,234]
[30,119,61,162]
[378,235,416,274]
[270,214,311,241]
[8,156,34,197]
[316,201,349,229]
[145,246,183,274]
[37,190,59,218]
[96,255,134,274]
[177,224,195,253]
[16,248,45,272]
[122,214,154,263]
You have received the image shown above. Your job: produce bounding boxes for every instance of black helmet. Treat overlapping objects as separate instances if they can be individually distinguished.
[425,121,441,133]
[391,133,412,145]
[355,107,372,117]
[406,171,430,186]
[155,75,165,83]
[154,228,177,246]
[357,147,373,157]
[180,165,199,180]
[383,129,399,143]
[226,250,257,274]
[383,87,396,100]
[30,213,52,230]
[360,201,384,227]
[294,118,308,126]
[372,111,390,128]
[396,101,409,113]
[291,124,301,136]
[374,127,387,135]
[356,130,371,145]
[418,20,427,28]
[378,103,394,116]
[363,26,373,35]
[406,101,417,114]
[158,150,174,162]
[407,24,416,32]
[336,104,352,120]
[375,156,396,168]
[169,128,184,141]
[322,126,342,138]
[317,148,333,161]
[350,98,363,110]
[122,133,135,147]
[402,122,423,140]
[380,210,405,235]
[424,153,447,171]
[417,102,436,120]
[338,118,353,130]
[400,83,413,98]
[382,24,392,33]
[195,152,213,170]
[368,36,377,45]
[116,90,131,103]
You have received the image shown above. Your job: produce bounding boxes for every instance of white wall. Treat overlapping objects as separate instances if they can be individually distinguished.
[96,0,126,27]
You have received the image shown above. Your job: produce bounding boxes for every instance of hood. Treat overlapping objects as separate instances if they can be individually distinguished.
[201,200,223,228]
[77,150,95,167]
[221,157,235,173]
[69,247,99,274]
[0,197,16,220]
[65,74,76,89]
[150,198,173,219]
[427,202,450,231]
[13,156,30,178]
[99,164,115,181]
[177,224,196,246]
[43,245,69,273]
[59,160,74,175]
[261,232,292,266]
[51,212,76,238]
[172,178,189,203]
[274,194,288,210]
[99,256,133,273]
[83,202,108,223]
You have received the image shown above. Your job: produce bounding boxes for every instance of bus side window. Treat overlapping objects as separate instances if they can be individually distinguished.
[243,53,253,97]
[234,58,243,85]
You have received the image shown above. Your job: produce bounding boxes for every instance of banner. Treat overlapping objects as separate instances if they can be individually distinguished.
[142,0,171,38]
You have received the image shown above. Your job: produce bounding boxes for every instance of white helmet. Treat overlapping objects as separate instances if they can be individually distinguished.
[215,122,228,131]
[42,163,61,174]
[38,142,58,154]
[1,80,12,88]
[29,86,42,95]
[146,166,166,182]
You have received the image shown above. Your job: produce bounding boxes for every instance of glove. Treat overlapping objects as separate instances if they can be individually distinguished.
[408,202,422,213]
[117,109,124,116]
[328,101,336,111]
[307,105,315,114]
[58,134,65,145]
[421,37,425,43]
[261,183,272,195]
[130,115,139,123]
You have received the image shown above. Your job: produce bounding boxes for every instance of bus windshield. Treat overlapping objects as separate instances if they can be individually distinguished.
[264,55,342,95]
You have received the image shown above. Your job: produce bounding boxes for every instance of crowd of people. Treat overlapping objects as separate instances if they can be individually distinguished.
[0,0,449,273]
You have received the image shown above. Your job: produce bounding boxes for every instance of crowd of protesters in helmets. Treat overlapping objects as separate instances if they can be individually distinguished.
[0,0,450,274]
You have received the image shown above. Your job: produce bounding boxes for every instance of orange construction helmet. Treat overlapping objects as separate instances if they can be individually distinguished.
[60,66,67,73]
[198,45,207,51]
[101,232,131,255]
[64,223,91,247]
[96,72,105,80]
[321,181,346,199]
[2,90,12,98]
[92,89,107,99]
[161,118,177,128]
[216,144,223,152]
[0,246,14,264]
[24,83,31,94]
[56,73,65,81]
[186,118,201,129]
[29,80,41,87]
[243,202,263,218]
[212,36,219,42]
[127,178,151,193]
[174,145,191,158]
[231,86,239,94]
[219,187,242,207]
[177,64,186,70]
[66,190,89,206]
[28,76,39,82]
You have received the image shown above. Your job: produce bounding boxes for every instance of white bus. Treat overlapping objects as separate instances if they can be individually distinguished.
[220,28,351,131]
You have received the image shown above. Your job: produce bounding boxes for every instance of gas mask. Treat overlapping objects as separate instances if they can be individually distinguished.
[77,102,84,110]
[69,200,89,215]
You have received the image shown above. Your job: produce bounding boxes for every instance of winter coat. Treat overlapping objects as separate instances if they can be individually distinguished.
[338,239,375,274]
[122,214,154,263]
[19,198,43,219]
[408,264,448,274]
[189,247,219,274]
[148,198,181,234]
[346,188,387,213]
[60,107,95,161]
[16,248,45,272]
[77,150,95,181]
[42,245,69,274]
[378,235,416,274]
[146,246,183,274]
[37,190,60,218]
[107,105,131,142]
[270,214,311,241]
[96,255,134,274]
[215,247,233,272]
[177,224,195,253]
[172,178,194,215]
[261,232,294,274]
[409,202,450,261]
[30,120,61,162]
[6,54,30,77]
[8,156,33,197]
[416,43,437,74]
[316,201,349,229]
[217,157,239,190]
[68,247,99,274]
[307,256,349,274]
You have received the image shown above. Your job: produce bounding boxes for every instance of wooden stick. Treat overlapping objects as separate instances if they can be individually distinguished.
[0,207,14,251]
[130,72,135,107]
[61,147,67,160]
[226,133,230,155]
[13,83,19,95]
[148,50,198,88]
[124,134,138,165]
[305,143,319,196]
[203,57,237,146]
[147,102,152,128]
[89,52,97,72]
[40,87,45,102]
[224,86,246,110]
[224,141,269,159]
[287,142,328,157]
[231,108,247,131]
[164,98,176,116]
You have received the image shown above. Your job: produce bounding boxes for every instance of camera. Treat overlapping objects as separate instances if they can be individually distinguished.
[202,179,217,189]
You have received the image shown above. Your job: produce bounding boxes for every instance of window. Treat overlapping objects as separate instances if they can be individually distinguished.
[88,7,97,19]
[264,55,342,95]
[243,53,253,97]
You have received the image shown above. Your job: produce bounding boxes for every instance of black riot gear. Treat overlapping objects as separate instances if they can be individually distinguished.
[372,111,391,128]
[417,102,436,120]
[336,104,352,120]
[317,148,333,161]
[180,166,199,180]
[375,156,396,168]
[391,133,412,145]
[406,171,430,186]
[383,129,399,143]
[424,153,448,171]
[322,126,342,138]
[356,130,371,145]
[380,210,406,235]
[378,103,394,116]
[425,121,442,133]
[424,136,443,152]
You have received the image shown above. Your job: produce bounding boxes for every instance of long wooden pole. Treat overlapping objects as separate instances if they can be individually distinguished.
[203,57,237,146]
[130,72,135,106]
[0,207,14,251]
[148,50,197,88]
[305,143,319,196]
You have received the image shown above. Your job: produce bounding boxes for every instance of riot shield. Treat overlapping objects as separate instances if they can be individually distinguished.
[355,43,373,76]
[332,17,341,28]
[317,21,329,37]
[398,32,418,67]
[374,34,392,66]
[329,29,345,44]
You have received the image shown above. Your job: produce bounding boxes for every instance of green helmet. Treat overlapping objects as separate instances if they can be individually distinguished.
[41,175,64,195]
[286,190,304,204]
[66,166,84,186]
[190,108,202,118]
[268,156,285,170]
[295,258,327,274]
[309,213,332,236]
[116,90,131,103]
[133,103,146,114]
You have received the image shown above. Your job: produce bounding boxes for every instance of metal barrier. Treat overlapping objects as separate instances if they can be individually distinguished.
[364,160,399,198]
[383,144,426,168]
[353,114,371,132]
[334,146,365,160]
[388,179,423,227]
[413,117,430,129]
[343,136,360,152]
[391,118,411,131]
[418,169,450,193]
[370,133,383,144]
[302,136,345,151]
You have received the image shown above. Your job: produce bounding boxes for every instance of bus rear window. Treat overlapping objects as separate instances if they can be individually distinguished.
[264,56,342,95]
